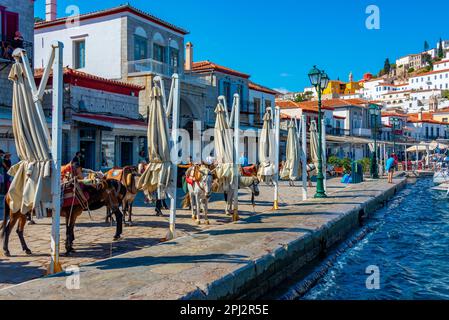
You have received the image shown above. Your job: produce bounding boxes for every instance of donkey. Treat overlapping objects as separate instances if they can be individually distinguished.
[1,176,124,257]
[105,166,140,226]
[224,175,260,216]
[185,165,213,225]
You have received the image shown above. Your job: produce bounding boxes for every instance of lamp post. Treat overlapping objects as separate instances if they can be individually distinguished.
[308,66,329,198]
[391,117,400,153]
[369,104,381,179]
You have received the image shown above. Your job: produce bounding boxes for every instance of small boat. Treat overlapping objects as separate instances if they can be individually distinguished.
[433,168,449,185]
[432,183,449,196]
[432,183,449,191]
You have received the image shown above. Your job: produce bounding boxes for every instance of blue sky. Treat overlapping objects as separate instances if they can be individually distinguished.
[34,0,449,93]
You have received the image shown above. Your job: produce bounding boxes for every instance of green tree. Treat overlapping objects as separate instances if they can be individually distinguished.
[424,40,430,52]
[438,38,444,58]
[422,53,433,69]
[383,58,391,74]
[442,90,449,99]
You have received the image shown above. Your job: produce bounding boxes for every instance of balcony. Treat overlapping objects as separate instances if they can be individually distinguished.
[127,58,209,86]
[326,126,351,136]
[0,34,33,65]
[128,58,179,77]
[352,128,372,137]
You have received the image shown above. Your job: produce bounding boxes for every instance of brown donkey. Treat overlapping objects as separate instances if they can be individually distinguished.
[1,178,125,257]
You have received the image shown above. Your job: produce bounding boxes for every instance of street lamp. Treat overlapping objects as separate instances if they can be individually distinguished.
[391,117,400,153]
[308,66,329,198]
[369,104,381,179]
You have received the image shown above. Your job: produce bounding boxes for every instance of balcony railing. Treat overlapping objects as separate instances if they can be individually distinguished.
[352,128,372,137]
[128,58,179,76]
[128,58,211,87]
[326,126,351,136]
[0,34,33,64]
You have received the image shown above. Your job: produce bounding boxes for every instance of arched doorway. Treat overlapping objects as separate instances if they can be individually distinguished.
[179,97,202,162]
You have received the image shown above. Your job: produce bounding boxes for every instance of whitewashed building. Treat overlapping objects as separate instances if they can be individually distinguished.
[34,2,208,132]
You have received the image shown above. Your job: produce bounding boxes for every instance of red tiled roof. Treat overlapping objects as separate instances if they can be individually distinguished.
[73,113,147,127]
[276,100,334,113]
[35,68,144,96]
[191,61,250,79]
[248,82,278,95]
[434,59,449,65]
[407,117,446,125]
[34,4,189,35]
[410,68,449,78]
[381,112,408,118]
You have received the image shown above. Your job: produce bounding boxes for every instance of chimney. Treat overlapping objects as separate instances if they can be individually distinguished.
[185,42,193,71]
[46,0,57,22]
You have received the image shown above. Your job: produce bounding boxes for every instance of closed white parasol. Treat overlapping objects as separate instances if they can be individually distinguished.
[258,108,275,184]
[7,59,52,217]
[214,101,234,186]
[310,120,319,174]
[281,119,301,181]
[137,86,172,199]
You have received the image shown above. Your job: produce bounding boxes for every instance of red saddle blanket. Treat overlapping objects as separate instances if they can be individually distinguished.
[185,175,194,186]
[61,185,90,209]
[241,165,257,177]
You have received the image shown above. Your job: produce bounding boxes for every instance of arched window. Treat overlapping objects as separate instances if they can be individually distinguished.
[134,27,148,61]
[153,33,166,63]
[169,39,180,72]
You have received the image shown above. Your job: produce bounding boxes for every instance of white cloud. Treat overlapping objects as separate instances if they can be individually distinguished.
[273,87,290,94]
[280,72,292,77]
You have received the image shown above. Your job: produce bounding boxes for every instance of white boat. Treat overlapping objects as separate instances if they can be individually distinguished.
[432,183,449,195]
[433,169,449,185]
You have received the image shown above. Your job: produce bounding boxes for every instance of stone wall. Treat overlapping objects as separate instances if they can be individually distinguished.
[0,0,34,107]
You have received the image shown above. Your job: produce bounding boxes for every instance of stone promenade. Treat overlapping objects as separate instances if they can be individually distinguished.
[0,176,406,299]
[0,178,345,290]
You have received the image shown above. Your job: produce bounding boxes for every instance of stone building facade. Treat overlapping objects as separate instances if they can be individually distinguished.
[0,0,34,107]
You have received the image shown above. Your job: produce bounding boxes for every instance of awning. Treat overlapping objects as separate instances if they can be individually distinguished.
[0,106,70,133]
[73,113,147,133]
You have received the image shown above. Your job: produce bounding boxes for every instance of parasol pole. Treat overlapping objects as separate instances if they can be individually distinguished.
[415,143,419,171]
[301,115,308,200]
[321,118,327,193]
[232,94,240,222]
[167,74,180,240]
[49,41,64,274]
[404,143,408,172]
[273,106,280,210]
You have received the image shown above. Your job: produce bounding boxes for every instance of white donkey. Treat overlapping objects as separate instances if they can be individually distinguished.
[224,176,260,216]
[185,165,213,225]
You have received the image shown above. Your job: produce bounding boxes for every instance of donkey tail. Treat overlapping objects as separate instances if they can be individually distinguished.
[181,193,191,209]
[1,195,10,238]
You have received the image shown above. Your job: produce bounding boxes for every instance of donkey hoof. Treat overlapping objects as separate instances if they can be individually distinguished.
[28,220,36,226]
[196,221,201,225]
[3,250,11,257]
[206,221,210,225]
[24,249,32,255]
[125,222,133,227]
[113,235,121,241]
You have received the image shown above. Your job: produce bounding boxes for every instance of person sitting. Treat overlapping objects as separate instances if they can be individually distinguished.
[12,31,24,49]
[239,152,249,167]
[5,43,14,60]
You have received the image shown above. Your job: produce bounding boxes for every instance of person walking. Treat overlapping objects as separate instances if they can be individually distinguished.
[386,153,396,184]
[72,151,83,167]
[0,150,5,194]
[2,153,12,193]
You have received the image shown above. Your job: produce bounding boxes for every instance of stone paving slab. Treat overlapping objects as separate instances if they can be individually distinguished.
[0,176,407,299]
[0,179,345,290]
